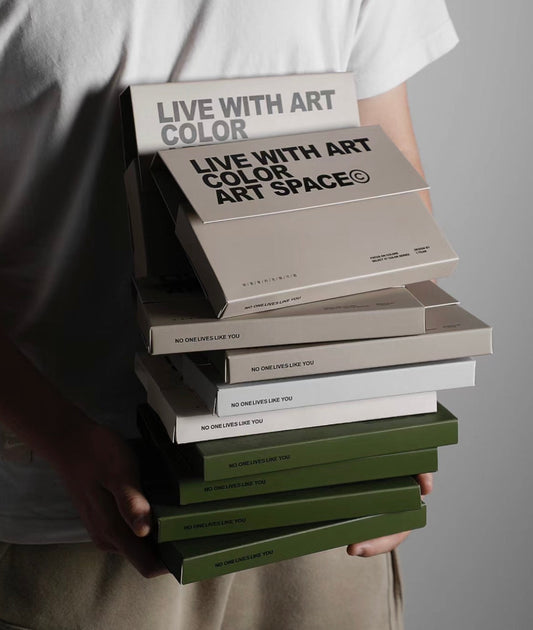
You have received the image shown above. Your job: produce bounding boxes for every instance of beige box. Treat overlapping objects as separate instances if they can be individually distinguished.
[120,73,360,277]
[121,73,360,190]
[152,125,457,317]
[135,279,455,355]
[174,191,458,318]
[151,125,428,223]
[212,304,493,383]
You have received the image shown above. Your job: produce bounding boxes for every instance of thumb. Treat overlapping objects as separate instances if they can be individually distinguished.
[108,475,153,538]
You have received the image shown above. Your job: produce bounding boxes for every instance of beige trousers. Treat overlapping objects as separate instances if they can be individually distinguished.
[0,542,403,630]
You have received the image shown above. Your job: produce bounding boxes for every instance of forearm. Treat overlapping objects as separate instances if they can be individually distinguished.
[358,82,432,211]
[347,82,435,558]
[0,329,164,575]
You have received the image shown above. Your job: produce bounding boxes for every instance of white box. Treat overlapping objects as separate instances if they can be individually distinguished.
[135,354,437,443]
[179,354,476,417]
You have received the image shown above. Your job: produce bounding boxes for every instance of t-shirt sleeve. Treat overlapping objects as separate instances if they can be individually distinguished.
[349,0,459,99]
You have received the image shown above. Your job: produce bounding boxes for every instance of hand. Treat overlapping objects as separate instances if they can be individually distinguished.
[0,332,166,578]
[346,473,433,557]
[49,416,167,578]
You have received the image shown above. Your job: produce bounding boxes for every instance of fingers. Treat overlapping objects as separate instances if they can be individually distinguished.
[346,530,412,558]
[110,479,153,538]
[102,449,166,576]
[85,484,167,578]
[99,438,153,538]
[59,424,165,577]
[107,501,167,578]
[415,472,433,498]
[346,473,434,558]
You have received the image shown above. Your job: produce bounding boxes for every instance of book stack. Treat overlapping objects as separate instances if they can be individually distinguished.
[120,74,492,584]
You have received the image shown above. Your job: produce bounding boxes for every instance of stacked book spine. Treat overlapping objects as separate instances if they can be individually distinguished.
[120,73,492,584]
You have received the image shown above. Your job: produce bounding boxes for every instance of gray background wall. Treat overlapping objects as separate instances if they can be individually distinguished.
[400,2,533,629]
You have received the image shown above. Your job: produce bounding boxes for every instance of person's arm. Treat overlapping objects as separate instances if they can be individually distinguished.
[346,82,434,557]
[0,330,166,577]
[358,82,432,211]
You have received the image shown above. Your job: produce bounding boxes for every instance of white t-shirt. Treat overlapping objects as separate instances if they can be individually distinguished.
[0,0,458,543]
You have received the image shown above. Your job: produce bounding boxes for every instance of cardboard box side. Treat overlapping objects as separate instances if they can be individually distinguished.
[136,277,422,313]
[124,161,148,276]
[175,208,228,317]
[178,448,438,504]
[136,356,437,444]
[197,408,457,481]
[219,259,458,319]
[136,297,427,355]
[154,479,421,542]
[406,281,458,307]
[185,192,455,300]
[225,326,490,383]
[221,304,492,382]
[178,355,218,414]
[148,384,438,445]
[162,505,426,583]
[125,161,188,277]
[185,355,475,417]
[215,265,456,318]
[134,354,181,440]
[119,87,138,169]
[146,391,178,443]
[197,402,454,457]
[151,153,182,222]
[181,192,459,318]
[137,300,155,354]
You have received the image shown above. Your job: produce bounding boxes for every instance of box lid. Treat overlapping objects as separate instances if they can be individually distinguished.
[153,125,428,223]
[121,72,360,188]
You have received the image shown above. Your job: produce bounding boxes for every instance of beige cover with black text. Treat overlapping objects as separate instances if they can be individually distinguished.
[152,125,428,223]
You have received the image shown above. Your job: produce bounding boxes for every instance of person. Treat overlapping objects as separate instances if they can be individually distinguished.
[0,2,457,628]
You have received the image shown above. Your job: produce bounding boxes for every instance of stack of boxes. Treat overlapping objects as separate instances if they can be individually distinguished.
[121,73,492,584]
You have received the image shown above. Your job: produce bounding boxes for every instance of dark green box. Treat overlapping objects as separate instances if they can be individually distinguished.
[160,504,426,583]
[189,403,456,480]
[153,476,421,541]
[138,404,437,504]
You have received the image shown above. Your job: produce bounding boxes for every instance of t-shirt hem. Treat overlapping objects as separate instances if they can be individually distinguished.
[356,20,459,100]
[0,516,90,545]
